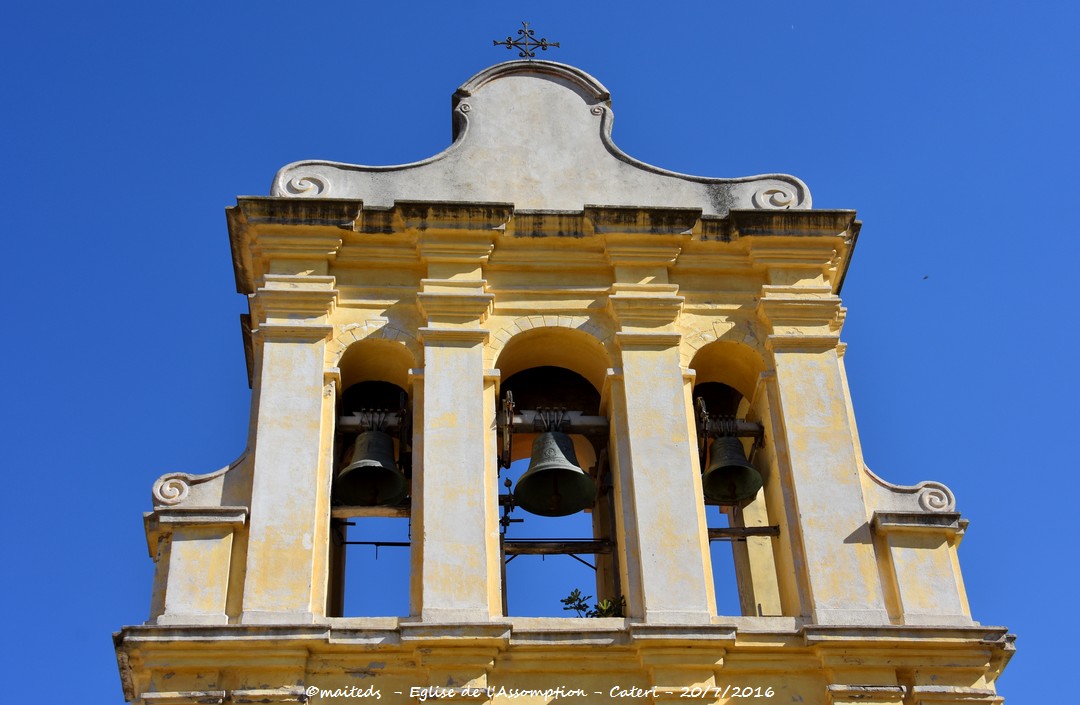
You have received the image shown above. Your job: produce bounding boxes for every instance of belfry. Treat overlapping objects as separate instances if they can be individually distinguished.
[114,60,1013,704]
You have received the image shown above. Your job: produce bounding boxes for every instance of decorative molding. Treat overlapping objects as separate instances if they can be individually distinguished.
[254,275,338,317]
[764,334,841,353]
[756,293,843,328]
[148,506,249,527]
[152,454,246,507]
[910,685,1001,703]
[417,291,495,323]
[230,688,309,703]
[615,331,683,349]
[143,507,248,560]
[752,184,799,210]
[270,61,809,215]
[140,692,225,705]
[608,290,684,329]
[588,205,700,236]
[283,173,330,197]
[826,684,905,704]
[254,323,335,343]
[865,466,958,513]
[418,327,490,345]
[872,511,963,537]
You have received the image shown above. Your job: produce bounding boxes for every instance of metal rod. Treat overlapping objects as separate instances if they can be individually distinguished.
[566,553,597,571]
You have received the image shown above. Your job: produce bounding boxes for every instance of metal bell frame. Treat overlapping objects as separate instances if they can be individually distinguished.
[694,398,766,506]
[495,391,620,616]
[332,395,412,508]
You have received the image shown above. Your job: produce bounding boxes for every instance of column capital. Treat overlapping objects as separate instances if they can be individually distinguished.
[616,331,683,350]
[251,274,339,330]
[608,283,684,331]
[418,327,490,346]
[417,291,495,326]
[756,285,843,350]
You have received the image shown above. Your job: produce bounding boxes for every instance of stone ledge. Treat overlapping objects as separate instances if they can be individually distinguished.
[872,511,964,536]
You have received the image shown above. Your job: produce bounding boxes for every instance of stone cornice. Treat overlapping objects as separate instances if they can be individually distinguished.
[729,210,857,239]
[227,197,359,295]
[826,684,906,703]
[586,205,701,236]
[803,623,1011,646]
[143,507,249,559]
[398,201,514,234]
[229,201,862,297]
[146,506,249,527]
[872,511,965,538]
[115,621,1012,660]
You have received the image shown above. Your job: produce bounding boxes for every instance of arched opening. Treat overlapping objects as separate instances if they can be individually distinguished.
[494,328,620,617]
[690,341,783,618]
[330,339,416,618]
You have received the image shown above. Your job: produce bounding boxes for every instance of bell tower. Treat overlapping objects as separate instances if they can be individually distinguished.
[115,61,1013,704]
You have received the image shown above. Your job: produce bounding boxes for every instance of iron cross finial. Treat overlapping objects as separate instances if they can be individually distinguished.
[493,21,560,59]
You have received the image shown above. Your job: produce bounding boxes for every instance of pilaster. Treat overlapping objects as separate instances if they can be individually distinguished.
[756,286,889,625]
[607,274,714,624]
[412,209,504,621]
[872,512,972,626]
[240,274,338,624]
[144,507,247,626]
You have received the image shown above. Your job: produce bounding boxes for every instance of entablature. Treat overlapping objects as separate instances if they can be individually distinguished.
[230,201,858,290]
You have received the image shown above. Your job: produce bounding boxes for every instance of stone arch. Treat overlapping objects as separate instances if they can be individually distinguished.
[327,320,422,377]
[488,315,614,392]
[680,320,765,373]
[687,339,767,403]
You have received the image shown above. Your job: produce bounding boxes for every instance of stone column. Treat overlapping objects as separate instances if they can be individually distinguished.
[411,205,506,621]
[757,285,889,625]
[609,330,715,623]
[240,274,337,624]
[608,284,714,624]
[596,211,715,624]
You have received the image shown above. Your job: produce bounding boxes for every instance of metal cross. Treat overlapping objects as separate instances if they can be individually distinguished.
[493,21,560,59]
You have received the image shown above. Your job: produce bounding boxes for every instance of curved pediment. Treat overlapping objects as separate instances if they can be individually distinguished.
[272,61,810,216]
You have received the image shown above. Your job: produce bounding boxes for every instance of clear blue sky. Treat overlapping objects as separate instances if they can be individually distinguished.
[3,2,1077,702]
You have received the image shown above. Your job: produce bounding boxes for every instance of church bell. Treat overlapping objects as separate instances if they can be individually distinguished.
[701,435,763,505]
[333,430,409,506]
[513,432,597,517]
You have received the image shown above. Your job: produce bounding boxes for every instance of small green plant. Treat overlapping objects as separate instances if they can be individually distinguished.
[560,588,626,618]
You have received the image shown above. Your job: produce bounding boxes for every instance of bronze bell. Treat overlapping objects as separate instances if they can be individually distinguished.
[514,431,597,517]
[702,436,763,505]
[333,430,408,506]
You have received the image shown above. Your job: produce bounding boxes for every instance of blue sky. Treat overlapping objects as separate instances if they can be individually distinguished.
[3,2,1077,702]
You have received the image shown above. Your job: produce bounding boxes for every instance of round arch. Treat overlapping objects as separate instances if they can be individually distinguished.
[490,316,613,393]
[327,322,421,389]
[688,340,766,402]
